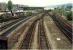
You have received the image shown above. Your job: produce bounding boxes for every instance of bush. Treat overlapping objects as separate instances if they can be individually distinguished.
[26,12,32,16]
[65,11,72,21]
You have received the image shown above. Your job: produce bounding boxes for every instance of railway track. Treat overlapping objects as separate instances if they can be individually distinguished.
[20,19,38,49]
[0,16,31,49]
[49,13,72,43]
[38,18,51,49]
[0,13,51,49]
[0,16,27,32]
[0,13,43,49]
[0,17,30,36]
[0,12,38,32]
[20,15,51,49]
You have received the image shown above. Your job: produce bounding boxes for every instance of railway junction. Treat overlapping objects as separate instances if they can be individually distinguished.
[0,12,72,50]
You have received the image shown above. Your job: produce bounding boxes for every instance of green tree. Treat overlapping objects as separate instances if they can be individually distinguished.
[7,0,14,16]
[65,11,72,21]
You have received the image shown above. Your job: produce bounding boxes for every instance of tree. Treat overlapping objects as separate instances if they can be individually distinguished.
[7,0,14,16]
[65,11,72,21]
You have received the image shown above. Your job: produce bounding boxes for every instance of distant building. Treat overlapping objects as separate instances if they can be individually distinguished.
[44,7,54,10]
[0,2,27,12]
[13,4,27,11]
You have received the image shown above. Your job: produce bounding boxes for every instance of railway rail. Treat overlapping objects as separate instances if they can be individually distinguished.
[0,16,27,32]
[0,13,43,49]
[48,13,72,43]
[20,19,38,49]
[20,14,51,49]
[0,16,31,49]
[0,13,51,49]
[0,17,30,36]
[38,18,51,49]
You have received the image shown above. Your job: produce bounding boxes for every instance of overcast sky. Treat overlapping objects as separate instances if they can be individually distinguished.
[0,0,73,7]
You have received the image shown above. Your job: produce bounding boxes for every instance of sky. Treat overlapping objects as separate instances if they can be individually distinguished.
[0,0,73,7]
